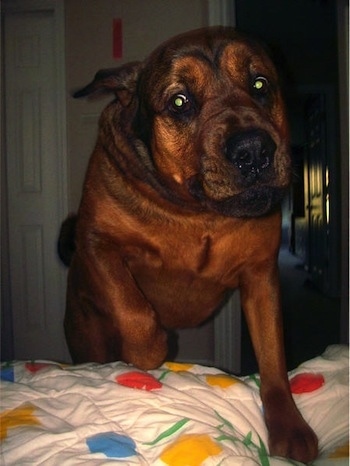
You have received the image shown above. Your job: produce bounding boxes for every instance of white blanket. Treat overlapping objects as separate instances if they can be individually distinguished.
[1,345,348,465]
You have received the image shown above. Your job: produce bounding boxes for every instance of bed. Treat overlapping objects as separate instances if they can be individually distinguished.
[1,345,348,465]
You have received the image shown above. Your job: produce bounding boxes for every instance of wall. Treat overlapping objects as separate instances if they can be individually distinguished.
[65,0,208,212]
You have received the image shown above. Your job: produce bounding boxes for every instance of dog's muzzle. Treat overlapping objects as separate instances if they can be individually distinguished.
[226,129,276,186]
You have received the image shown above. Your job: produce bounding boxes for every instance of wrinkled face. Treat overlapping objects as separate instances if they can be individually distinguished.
[138,28,291,217]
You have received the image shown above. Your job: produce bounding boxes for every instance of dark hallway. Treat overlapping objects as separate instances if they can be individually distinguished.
[236,0,346,376]
[241,246,341,374]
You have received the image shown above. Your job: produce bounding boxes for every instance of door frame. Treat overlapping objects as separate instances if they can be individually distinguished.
[207,0,242,374]
[1,0,68,359]
[207,0,235,26]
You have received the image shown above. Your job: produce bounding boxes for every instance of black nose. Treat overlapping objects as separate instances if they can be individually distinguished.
[226,129,276,183]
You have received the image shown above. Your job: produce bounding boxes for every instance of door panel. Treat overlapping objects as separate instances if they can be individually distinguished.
[4,10,69,361]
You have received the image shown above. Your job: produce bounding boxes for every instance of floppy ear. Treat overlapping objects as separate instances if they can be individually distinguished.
[73,61,142,106]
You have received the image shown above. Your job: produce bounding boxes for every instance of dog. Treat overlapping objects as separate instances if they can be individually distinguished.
[59,27,318,462]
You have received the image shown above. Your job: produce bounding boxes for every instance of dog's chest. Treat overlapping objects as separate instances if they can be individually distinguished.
[123,227,243,290]
[124,235,233,327]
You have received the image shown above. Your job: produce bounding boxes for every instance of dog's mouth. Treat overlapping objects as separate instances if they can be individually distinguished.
[188,176,287,217]
[224,185,288,217]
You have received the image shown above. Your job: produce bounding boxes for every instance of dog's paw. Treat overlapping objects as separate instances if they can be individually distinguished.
[122,327,168,370]
[267,411,318,463]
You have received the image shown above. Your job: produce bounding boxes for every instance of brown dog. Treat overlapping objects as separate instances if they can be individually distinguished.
[60,27,318,462]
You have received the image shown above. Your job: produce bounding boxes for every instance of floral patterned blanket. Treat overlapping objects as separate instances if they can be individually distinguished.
[1,345,348,465]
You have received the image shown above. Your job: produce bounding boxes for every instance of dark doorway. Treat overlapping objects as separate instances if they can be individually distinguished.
[235,0,344,373]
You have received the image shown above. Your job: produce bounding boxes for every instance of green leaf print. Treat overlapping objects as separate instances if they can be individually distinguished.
[143,418,190,446]
[257,435,270,466]
[214,410,234,430]
[248,374,261,388]
[214,410,271,466]
[243,431,253,446]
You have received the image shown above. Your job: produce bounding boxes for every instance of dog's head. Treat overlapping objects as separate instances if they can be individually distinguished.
[75,27,291,217]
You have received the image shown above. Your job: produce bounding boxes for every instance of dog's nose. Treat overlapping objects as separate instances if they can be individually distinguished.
[226,129,276,183]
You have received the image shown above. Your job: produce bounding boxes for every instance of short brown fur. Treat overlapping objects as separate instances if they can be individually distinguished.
[60,27,318,462]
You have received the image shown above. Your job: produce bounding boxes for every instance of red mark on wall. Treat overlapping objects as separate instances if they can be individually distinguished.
[113,19,123,60]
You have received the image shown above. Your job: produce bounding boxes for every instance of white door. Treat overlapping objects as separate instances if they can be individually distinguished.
[4,6,69,361]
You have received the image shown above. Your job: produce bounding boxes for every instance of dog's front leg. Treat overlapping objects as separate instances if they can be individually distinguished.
[240,263,318,463]
[65,247,168,370]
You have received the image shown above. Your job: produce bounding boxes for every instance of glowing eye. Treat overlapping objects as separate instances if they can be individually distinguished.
[253,76,269,92]
[173,94,189,109]
[168,92,195,118]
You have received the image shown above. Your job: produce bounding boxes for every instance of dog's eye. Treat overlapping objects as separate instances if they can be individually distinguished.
[252,76,269,94]
[170,93,192,113]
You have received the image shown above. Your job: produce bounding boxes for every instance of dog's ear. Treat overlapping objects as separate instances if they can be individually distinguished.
[73,61,142,106]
